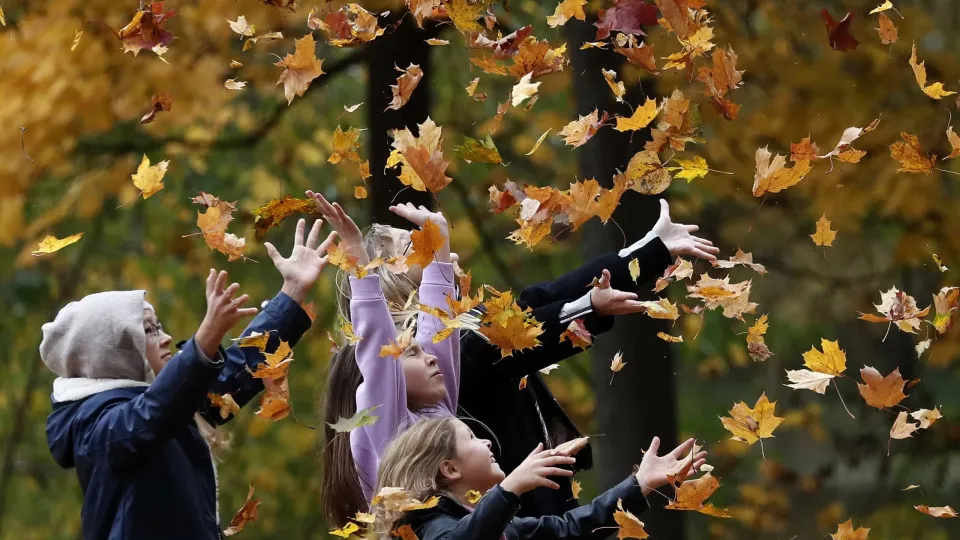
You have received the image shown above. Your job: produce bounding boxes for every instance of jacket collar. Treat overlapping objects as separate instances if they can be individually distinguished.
[51,377,149,403]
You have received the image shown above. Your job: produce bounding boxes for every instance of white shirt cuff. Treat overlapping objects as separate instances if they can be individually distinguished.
[559,291,594,325]
[618,231,658,258]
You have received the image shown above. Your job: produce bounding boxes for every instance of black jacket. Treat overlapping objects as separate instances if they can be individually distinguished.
[45,293,311,540]
[457,239,671,518]
[402,476,649,540]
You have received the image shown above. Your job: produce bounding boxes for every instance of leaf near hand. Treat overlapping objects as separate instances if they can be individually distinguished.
[665,472,731,517]
[252,196,320,239]
[613,498,649,539]
[223,484,261,536]
[559,319,593,349]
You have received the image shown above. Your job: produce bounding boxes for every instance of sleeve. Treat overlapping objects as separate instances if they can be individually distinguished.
[415,262,460,413]
[349,274,416,486]
[198,291,313,426]
[460,300,613,383]
[513,476,649,540]
[84,338,225,468]
[419,486,520,540]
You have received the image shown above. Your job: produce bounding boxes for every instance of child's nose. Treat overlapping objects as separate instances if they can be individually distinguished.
[425,354,438,366]
[160,332,172,347]
[482,439,492,449]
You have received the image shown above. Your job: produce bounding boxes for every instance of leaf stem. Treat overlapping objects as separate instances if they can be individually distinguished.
[834,381,856,419]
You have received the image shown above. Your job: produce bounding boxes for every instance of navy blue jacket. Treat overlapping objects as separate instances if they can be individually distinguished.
[45,292,312,540]
[402,476,649,540]
[458,239,672,518]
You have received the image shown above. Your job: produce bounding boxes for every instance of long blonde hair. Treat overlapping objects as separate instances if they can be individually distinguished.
[373,417,460,538]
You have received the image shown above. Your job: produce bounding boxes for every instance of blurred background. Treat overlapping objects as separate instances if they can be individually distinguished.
[2,0,960,538]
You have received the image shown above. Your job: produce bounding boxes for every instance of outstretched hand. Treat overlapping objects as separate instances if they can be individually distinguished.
[651,199,720,262]
[500,443,576,496]
[265,218,337,304]
[634,437,708,497]
[590,269,645,316]
[306,191,369,266]
[196,269,259,359]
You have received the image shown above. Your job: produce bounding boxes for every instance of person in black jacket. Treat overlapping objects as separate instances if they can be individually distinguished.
[372,417,707,540]
[42,219,334,540]
[309,191,718,523]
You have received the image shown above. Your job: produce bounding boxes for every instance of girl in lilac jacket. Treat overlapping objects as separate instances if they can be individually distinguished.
[319,197,463,520]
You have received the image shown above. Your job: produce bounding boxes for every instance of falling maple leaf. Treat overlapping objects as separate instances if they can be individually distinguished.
[261,0,297,11]
[746,314,773,362]
[131,154,169,199]
[668,156,710,182]
[387,64,424,111]
[915,505,958,518]
[207,392,241,420]
[454,135,502,164]
[478,296,544,358]
[508,37,567,80]
[379,327,415,359]
[546,0,586,28]
[32,233,83,256]
[615,38,658,74]
[932,286,960,334]
[565,179,602,230]
[257,376,292,421]
[609,351,627,384]
[613,498,649,539]
[425,38,449,46]
[889,132,937,174]
[223,484,261,536]
[657,332,683,343]
[911,407,942,429]
[945,127,960,160]
[810,215,837,247]
[595,0,658,40]
[559,109,609,147]
[328,404,381,433]
[665,472,731,517]
[242,31,283,52]
[696,46,744,120]
[274,34,325,105]
[328,126,364,165]
[720,393,784,456]
[628,258,641,282]
[313,4,384,47]
[625,150,672,195]
[388,117,452,193]
[712,249,767,275]
[876,12,898,45]
[785,338,847,394]
[615,98,658,132]
[686,274,757,320]
[602,69,626,102]
[654,258,694,292]
[405,219,445,269]
[113,2,176,56]
[232,331,271,351]
[830,519,870,540]
[859,286,931,335]
[638,298,680,321]
[909,43,955,99]
[511,72,540,107]
[446,0,487,34]
[821,10,859,52]
[224,79,247,91]
[752,147,811,197]
[890,411,919,454]
[654,0,700,39]
[252,196,320,239]
[228,15,256,37]
[818,118,880,163]
[329,522,360,538]
[139,93,172,124]
[560,319,593,349]
[858,366,908,409]
[791,137,820,162]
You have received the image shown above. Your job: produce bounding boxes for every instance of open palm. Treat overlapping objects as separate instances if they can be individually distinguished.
[265,218,336,301]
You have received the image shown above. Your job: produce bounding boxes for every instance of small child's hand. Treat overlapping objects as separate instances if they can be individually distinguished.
[265,218,337,303]
[195,269,259,359]
[633,437,708,497]
[389,203,451,263]
[500,443,576,496]
[307,191,370,266]
[590,269,645,316]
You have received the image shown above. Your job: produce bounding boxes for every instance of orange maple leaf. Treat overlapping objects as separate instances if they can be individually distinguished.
[387,64,424,111]
[388,117,451,193]
[665,472,731,517]
[274,34,325,105]
[223,484,261,536]
[253,196,320,239]
[752,147,812,197]
[559,319,593,349]
[889,132,937,174]
[857,366,908,409]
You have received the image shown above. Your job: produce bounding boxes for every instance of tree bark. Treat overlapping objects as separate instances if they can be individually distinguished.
[366,18,437,225]
[566,19,683,539]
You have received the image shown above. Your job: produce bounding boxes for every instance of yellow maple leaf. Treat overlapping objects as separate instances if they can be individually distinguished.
[131,154,170,199]
[665,472,731,517]
[480,310,544,358]
[274,34,324,105]
[889,132,936,174]
[746,314,772,362]
[329,522,359,538]
[379,327,415,359]
[686,274,757,320]
[559,109,607,148]
[447,0,486,34]
[869,1,894,14]
[625,150,672,195]
[388,117,451,193]
[752,147,811,197]
[32,233,83,256]
[615,98,659,132]
[328,126,363,164]
[669,156,710,182]
[232,331,270,351]
[609,351,626,384]
[909,43,955,99]
[802,338,847,376]
[250,341,293,380]
[720,393,784,454]
[546,0,586,27]
[830,519,871,540]
[811,215,837,247]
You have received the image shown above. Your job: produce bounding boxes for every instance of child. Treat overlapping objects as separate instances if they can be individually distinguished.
[318,198,461,525]
[43,220,333,540]
[374,417,707,540]
[309,189,718,519]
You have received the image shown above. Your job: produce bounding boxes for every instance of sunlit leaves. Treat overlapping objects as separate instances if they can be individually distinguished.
[131,154,169,199]
[274,34,324,105]
[32,233,83,256]
[388,117,451,193]
[909,43,955,100]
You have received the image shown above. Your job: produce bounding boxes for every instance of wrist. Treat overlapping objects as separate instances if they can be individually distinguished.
[499,477,523,496]
[634,473,654,497]
[281,281,309,303]
[195,319,226,359]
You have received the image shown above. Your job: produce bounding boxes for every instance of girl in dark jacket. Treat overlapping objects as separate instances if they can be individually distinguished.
[42,220,333,540]
[310,191,718,524]
[372,417,707,540]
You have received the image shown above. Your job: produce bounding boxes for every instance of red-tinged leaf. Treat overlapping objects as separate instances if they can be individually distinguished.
[594,0,659,40]
[821,9,859,52]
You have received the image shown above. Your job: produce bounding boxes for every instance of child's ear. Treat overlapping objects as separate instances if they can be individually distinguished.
[438,459,461,482]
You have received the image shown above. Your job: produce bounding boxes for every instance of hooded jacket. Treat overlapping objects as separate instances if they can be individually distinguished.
[399,475,649,540]
[43,291,311,540]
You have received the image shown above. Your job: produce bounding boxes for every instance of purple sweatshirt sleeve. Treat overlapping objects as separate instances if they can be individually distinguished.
[416,262,460,414]
[348,274,417,501]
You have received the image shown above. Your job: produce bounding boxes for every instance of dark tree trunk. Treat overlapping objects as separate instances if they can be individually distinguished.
[566,19,684,540]
[366,18,437,225]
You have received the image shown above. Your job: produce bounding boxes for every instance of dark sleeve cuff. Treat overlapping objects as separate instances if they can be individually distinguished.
[259,291,313,348]
[615,475,650,514]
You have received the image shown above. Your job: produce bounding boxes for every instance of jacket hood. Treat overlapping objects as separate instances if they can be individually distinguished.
[40,290,151,382]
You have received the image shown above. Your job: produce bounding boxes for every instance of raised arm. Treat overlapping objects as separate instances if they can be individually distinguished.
[86,270,257,468]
